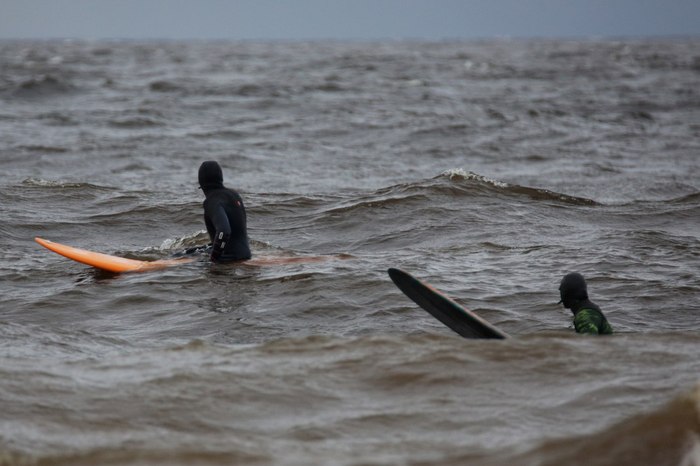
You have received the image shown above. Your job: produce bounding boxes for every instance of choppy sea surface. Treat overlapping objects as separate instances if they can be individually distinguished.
[1,38,699,465]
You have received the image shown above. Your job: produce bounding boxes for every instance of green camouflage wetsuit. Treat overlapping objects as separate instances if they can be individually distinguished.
[573,307,613,335]
[559,272,613,335]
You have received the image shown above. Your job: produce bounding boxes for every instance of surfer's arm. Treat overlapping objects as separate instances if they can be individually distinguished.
[206,203,231,261]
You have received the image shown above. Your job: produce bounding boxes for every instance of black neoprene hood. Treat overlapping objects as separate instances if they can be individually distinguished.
[559,272,589,305]
[198,161,224,191]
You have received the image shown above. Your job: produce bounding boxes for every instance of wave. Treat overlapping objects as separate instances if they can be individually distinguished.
[108,116,164,128]
[149,231,275,256]
[146,77,293,98]
[489,384,700,466]
[320,169,597,216]
[15,144,68,153]
[439,168,599,205]
[37,111,77,126]
[9,74,75,98]
[155,230,210,253]
[440,168,510,188]
[146,76,352,99]
[0,447,269,466]
[669,191,700,205]
[148,79,186,93]
[20,178,110,191]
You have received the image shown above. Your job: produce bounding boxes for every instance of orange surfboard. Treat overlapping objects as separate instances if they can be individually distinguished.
[35,237,194,273]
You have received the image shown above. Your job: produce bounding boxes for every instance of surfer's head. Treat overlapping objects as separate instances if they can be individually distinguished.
[198,161,224,192]
[558,272,588,309]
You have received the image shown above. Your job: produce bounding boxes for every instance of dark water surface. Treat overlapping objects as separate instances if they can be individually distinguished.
[1,39,699,465]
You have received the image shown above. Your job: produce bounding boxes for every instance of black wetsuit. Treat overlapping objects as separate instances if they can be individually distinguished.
[199,161,251,262]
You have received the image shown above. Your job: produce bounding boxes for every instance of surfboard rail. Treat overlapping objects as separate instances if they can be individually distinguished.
[388,267,509,339]
[35,237,194,273]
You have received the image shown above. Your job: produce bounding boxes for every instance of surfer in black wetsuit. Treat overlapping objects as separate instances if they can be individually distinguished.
[559,272,613,335]
[198,161,252,262]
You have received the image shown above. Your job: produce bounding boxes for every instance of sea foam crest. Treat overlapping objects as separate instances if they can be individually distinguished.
[158,230,209,251]
[21,177,91,189]
[441,168,509,188]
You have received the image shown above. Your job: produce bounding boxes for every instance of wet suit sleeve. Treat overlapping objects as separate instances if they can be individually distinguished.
[206,202,231,262]
[574,309,612,335]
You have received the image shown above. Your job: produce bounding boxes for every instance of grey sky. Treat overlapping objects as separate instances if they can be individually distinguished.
[1,0,699,40]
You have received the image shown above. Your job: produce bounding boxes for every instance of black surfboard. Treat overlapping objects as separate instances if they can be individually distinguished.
[388,268,509,339]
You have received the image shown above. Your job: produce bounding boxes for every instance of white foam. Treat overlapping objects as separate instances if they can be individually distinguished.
[441,169,509,188]
[158,230,209,251]
[22,178,85,188]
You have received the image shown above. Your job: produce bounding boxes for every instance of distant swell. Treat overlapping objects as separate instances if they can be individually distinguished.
[149,79,185,93]
[16,144,68,153]
[147,78,292,98]
[109,117,164,128]
[11,75,75,98]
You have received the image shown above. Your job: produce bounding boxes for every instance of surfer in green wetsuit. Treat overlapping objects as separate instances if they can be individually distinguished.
[559,272,613,335]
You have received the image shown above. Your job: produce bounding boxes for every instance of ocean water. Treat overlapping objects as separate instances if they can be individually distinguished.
[1,38,699,465]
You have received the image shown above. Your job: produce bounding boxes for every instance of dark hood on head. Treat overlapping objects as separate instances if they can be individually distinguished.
[559,272,588,308]
[198,161,224,192]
